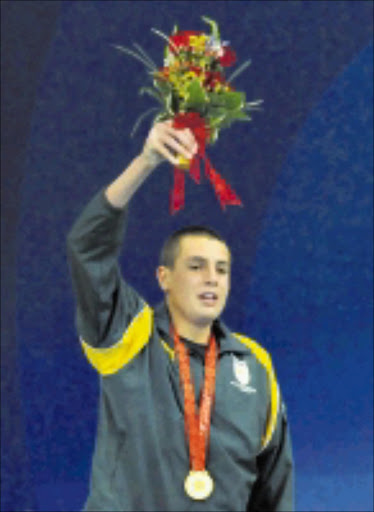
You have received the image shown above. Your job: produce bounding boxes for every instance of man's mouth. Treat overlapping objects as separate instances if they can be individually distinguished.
[198,292,218,306]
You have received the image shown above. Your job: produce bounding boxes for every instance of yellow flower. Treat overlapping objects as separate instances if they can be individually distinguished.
[189,34,208,52]
[183,70,198,82]
[170,76,189,99]
[196,74,206,88]
[197,57,208,68]
[213,82,231,93]
[168,73,178,85]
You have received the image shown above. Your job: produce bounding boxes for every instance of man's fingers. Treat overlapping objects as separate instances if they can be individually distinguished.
[161,123,198,155]
[153,141,181,166]
[160,133,195,160]
[179,128,198,154]
[144,121,198,167]
[183,129,198,152]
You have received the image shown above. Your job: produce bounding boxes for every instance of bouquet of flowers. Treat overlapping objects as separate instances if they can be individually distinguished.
[114,16,262,213]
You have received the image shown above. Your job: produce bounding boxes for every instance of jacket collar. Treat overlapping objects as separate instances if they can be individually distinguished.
[153,301,250,356]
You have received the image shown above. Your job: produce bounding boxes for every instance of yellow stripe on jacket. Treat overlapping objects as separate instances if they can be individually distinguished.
[234,334,280,450]
[80,303,153,375]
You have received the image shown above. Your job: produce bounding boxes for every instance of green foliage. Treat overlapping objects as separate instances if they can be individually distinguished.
[205,90,252,135]
[183,80,207,112]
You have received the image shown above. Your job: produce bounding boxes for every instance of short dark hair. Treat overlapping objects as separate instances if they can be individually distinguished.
[159,226,229,268]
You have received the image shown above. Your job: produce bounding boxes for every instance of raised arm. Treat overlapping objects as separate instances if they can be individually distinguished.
[66,121,197,373]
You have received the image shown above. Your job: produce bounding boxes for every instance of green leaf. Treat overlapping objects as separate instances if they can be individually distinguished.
[207,106,227,120]
[209,116,226,129]
[165,93,174,115]
[208,109,252,133]
[209,126,219,144]
[184,79,207,110]
[208,91,245,111]
[201,16,220,40]
[227,59,252,83]
[132,43,157,70]
[222,91,245,110]
[112,44,155,71]
[130,107,160,137]
[151,28,178,53]
[154,111,171,123]
[139,87,163,104]
[208,92,226,107]
[153,77,174,113]
[244,99,264,110]
[227,110,252,121]
[153,77,172,96]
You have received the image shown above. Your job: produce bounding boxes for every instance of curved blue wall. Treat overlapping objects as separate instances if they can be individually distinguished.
[244,42,373,510]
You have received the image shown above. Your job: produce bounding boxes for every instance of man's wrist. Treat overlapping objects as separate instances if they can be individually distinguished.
[137,150,162,173]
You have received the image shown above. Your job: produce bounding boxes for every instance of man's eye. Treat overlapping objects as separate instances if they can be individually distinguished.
[189,265,200,270]
[217,267,228,274]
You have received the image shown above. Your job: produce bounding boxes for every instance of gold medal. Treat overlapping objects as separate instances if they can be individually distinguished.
[184,470,214,500]
[173,328,217,501]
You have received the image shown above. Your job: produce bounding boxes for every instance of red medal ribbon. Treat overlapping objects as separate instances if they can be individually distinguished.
[173,327,217,471]
[171,113,242,214]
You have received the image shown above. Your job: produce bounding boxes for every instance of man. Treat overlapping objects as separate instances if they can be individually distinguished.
[67,120,294,511]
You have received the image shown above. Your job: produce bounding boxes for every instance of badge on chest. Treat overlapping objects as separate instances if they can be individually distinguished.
[231,356,257,394]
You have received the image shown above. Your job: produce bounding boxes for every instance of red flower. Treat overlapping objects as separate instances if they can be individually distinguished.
[204,71,225,90]
[219,46,237,67]
[169,30,202,52]
[188,65,202,75]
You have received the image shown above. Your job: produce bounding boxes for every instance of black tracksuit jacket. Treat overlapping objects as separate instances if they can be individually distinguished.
[67,189,294,511]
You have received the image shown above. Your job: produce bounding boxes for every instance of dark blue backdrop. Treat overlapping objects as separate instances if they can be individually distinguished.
[1,1,373,511]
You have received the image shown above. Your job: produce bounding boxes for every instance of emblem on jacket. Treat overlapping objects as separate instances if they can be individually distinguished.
[230,356,256,394]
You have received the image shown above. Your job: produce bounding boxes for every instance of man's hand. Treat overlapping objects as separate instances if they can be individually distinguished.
[106,120,198,209]
[140,120,198,169]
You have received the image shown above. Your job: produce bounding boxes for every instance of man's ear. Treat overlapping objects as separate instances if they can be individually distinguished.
[156,265,171,292]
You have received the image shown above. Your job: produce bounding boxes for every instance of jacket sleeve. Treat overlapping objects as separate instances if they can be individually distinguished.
[66,189,153,375]
[247,397,294,512]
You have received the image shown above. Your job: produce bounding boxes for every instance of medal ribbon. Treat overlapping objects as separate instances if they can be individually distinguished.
[173,327,217,471]
[171,112,242,214]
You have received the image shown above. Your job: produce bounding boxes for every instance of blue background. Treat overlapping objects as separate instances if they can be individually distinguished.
[1,1,373,511]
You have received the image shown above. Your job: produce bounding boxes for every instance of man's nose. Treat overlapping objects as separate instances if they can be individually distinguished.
[204,265,218,285]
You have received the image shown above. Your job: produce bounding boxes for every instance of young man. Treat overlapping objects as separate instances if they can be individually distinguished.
[67,120,294,511]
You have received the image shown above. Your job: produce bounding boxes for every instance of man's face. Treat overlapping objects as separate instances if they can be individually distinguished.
[157,235,231,328]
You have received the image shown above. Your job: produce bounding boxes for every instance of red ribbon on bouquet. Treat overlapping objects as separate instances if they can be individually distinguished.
[171,112,243,214]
